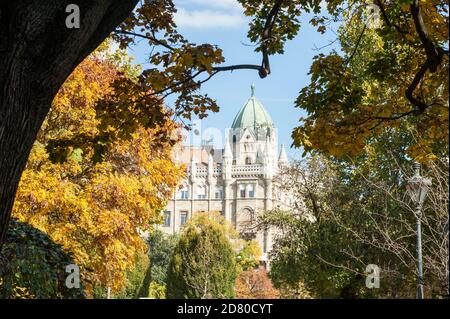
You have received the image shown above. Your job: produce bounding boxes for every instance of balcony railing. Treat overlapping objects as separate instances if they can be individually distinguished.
[232,164,262,175]
[187,164,263,178]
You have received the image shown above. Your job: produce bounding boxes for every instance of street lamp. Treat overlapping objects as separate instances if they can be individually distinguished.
[406,162,432,299]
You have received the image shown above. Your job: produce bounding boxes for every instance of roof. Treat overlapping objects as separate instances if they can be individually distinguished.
[173,145,223,165]
[231,84,273,130]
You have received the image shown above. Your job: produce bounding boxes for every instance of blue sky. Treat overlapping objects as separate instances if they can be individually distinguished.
[128,0,340,160]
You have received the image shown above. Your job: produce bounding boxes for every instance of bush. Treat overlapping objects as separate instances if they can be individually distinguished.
[147,230,178,286]
[235,268,280,299]
[166,214,237,299]
[0,219,85,298]
[112,253,151,299]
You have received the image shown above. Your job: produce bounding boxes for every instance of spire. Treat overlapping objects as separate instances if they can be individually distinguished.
[208,152,214,164]
[224,138,232,158]
[223,138,232,180]
[251,83,255,97]
[262,138,273,179]
[190,150,197,181]
[191,152,197,164]
[207,152,214,179]
[278,144,288,165]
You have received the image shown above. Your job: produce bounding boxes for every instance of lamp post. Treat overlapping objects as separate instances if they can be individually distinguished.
[405,162,432,299]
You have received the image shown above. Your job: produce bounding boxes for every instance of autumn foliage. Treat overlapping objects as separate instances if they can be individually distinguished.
[11,45,184,295]
[235,268,280,299]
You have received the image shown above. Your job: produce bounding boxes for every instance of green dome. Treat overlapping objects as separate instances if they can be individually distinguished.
[231,85,273,130]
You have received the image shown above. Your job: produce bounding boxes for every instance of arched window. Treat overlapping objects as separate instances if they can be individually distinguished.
[232,135,237,143]
[238,207,256,237]
[245,157,252,165]
[241,208,254,224]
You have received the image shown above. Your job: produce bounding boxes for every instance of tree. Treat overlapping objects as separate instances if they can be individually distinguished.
[2,0,448,249]
[262,134,448,298]
[166,213,238,299]
[11,47,185,295]
[324,143,449,298]
[236,240,262,273]
[238,0,448,161]
[235,268,280,299]
[0,219,85,299]
[108,253,150,299]
[0,0,139,247]
[146,230,179,298]
[0,0,280,246]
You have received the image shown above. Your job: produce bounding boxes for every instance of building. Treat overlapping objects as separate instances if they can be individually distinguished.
[160,85,289,265]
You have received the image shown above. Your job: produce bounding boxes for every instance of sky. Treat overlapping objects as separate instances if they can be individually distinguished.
[128,0,340,160]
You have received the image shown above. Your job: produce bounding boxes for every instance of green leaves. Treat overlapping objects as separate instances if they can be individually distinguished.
[166,214,238,299]
[0,220,85,299]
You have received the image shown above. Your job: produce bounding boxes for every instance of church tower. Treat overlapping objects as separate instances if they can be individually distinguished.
[162,84,286,267]
[228,84,277,168]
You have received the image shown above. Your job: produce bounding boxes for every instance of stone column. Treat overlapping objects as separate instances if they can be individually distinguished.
[264,178,273,211]
[190,181,195,218]
[172,188,177,234]
[264,178,274,266]
[224,179,232,223]
[207,182,212,211]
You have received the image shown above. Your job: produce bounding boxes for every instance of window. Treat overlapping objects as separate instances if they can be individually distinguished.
[215,186,224,199]
[197,185,206,199]
[163,211,171,227]
[245,156,252,165]
[247,184,255,198]
[180,211,188,226]
[239,184,246,198]
[179,186,189,200]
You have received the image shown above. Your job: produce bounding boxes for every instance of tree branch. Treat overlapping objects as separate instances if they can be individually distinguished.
[374,0,408,35]
[410,0,444,72]
[115,30,175,51]
[259,0,285,77]
[405,61,430,113]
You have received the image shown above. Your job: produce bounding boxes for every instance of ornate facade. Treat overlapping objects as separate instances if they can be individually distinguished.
[160,85,288,265]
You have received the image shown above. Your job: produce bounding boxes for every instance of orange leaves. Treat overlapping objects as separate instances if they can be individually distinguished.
[235,269,280,299]
[12,47,185,296]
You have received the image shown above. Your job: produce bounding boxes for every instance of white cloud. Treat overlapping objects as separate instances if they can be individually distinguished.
[174,8,245,29]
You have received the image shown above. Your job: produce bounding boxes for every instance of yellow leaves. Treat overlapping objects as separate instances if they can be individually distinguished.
[294,4,448,161]
[12,49,185,296]
[406,140,438,164]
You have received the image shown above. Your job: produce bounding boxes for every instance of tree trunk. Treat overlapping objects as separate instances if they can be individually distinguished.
[0,0,138,247]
